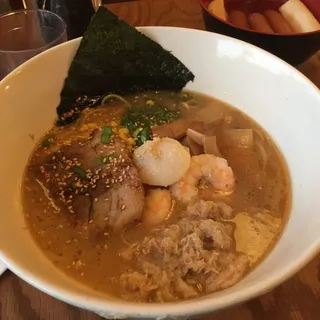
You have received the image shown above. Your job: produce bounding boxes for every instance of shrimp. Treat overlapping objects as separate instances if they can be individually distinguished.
[170,154,235,203]
[143,189,174,227]
[133,137,190,187]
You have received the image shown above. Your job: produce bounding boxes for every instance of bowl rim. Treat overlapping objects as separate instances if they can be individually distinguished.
[1,25,320,318]
[198,0,320,37]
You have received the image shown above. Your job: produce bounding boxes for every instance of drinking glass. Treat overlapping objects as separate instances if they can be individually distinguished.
[0,9,67,79]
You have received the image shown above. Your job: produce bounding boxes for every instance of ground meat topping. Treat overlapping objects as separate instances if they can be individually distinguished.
[119,200,249,302]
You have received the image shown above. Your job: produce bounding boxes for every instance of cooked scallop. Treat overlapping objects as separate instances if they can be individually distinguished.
[133,137,191,186]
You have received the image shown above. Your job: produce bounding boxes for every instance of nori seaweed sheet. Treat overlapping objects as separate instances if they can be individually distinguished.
[57,6,195,124]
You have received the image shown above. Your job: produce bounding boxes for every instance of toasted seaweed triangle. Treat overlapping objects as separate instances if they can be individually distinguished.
[57,6,195,124]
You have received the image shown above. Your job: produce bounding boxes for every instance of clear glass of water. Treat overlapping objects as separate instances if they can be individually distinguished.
[0,9,67,79]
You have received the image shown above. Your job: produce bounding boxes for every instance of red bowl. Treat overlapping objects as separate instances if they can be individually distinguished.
[199,0,320,66]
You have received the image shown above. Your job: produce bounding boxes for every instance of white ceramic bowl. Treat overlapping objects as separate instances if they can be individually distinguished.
[0,27,320,319]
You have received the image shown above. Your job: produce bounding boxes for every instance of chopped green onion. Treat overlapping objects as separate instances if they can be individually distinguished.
[72,166,87,179]
[139,126,151,145]
[41,135,54,148]
[101,126,113,144]
[120,104,179,146]
[133,127,143,138]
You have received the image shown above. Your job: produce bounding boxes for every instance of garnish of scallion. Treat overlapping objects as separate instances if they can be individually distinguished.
[72,166,87,179]
[101,126,113,144]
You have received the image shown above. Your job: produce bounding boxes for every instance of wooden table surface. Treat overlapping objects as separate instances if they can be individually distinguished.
[1,0,320,319]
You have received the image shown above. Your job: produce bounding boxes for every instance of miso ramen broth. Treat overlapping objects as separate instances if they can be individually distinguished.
[22,90,290,302]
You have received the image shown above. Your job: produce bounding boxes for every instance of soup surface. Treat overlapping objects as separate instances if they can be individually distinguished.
[22,90,290,302]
